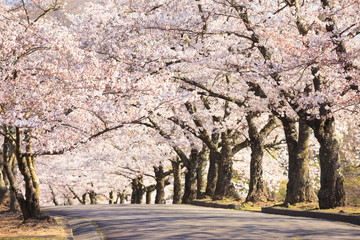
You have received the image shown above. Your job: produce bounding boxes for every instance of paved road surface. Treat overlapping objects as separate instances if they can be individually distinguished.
[44,204,360,240]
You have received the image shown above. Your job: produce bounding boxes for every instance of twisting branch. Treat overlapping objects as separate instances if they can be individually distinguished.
[174,76,245,107]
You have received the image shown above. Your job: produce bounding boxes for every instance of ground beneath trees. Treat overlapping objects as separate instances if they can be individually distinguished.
[0,204,66,240]
[281,202,360,216]
[204,197,360,215]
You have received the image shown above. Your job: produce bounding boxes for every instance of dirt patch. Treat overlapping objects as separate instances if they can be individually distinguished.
[0,204,67,240]
[201,197,282,211]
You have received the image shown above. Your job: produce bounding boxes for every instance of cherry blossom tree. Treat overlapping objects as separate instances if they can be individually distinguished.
[109,0,359,208]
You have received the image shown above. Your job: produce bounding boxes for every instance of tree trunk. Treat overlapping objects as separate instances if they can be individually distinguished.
[15,128,42,219]
[213,131,234,200]
[205,150,219,198]
[88,191,97,204]
[109,190,116,204]
[311,117,346,209]
[182,149,198,204]
[196,148,208,199]
[154,166,166,204]
[119,192,126,204]
[82,193,88,204]
[284,119,316,204]
[64,194,73,205]
[171,158,182,204]
[145,185,156,204]
[246,114,268,203]
[145,190,152,204]
[49,185,59,206]
[3,135,32,219]
[182,168,197,204]
[0,154,9,205]
[131,176,145,204]
[0,151,11,205]
[69,187,86,204]
[9,157,18,211]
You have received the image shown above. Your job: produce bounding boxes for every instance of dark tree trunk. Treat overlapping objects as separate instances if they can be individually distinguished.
[9,157,18,211]
[82,193,87,204]
[196,148,208,199]
[171,158,182,204]
[89,191,97,204]
[116,191,127,204]
[145,185,156,204]
[15,128,42,219]
[49,185,59,206]
[213,131,234,200]
[146,190,152,204]
[3,135,32,219]
[69,187,86,204]
[182,149,198,204]
[205,150,219,198]
[283,119,316,204]
[311,117,346,209]
[109,190,115,204]
[154,166,166,204]
[0,154,9,205]
[246,114,268,203]
[131,176,145,204]
[182,168,197,204]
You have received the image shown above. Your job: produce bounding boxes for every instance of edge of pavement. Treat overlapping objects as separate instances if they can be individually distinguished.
[44,209,103,240]
[190,200,360,226]
[59,217,74,240]
[65,217,104,240]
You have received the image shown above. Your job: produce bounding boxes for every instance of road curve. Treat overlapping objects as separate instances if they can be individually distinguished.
[44,204,360,240]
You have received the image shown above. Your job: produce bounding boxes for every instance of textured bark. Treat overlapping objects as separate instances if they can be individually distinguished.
[311,117,346,209]
[131,176,145,204]
[3,135,32,219]
[154,166,166,204]
[9,157,18,211]
[89,191,97,204]
[182,166,197,204]
[24,130,39,200]
[171,158,182,204]
[145,185,156,204]
[0,154,9,205]
[284,119,316,204]
[213,131,234,200]
[205,149,219,198]
[146,190,152,204]
[246,114,268,203]
[182,149,198,204]
[15,128,42,219]
[196,148,208,199]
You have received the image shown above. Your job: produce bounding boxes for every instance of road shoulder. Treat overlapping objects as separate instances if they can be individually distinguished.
[190,200,360,226]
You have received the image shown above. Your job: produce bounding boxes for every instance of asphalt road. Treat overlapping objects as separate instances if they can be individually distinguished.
[43,204,360,240]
